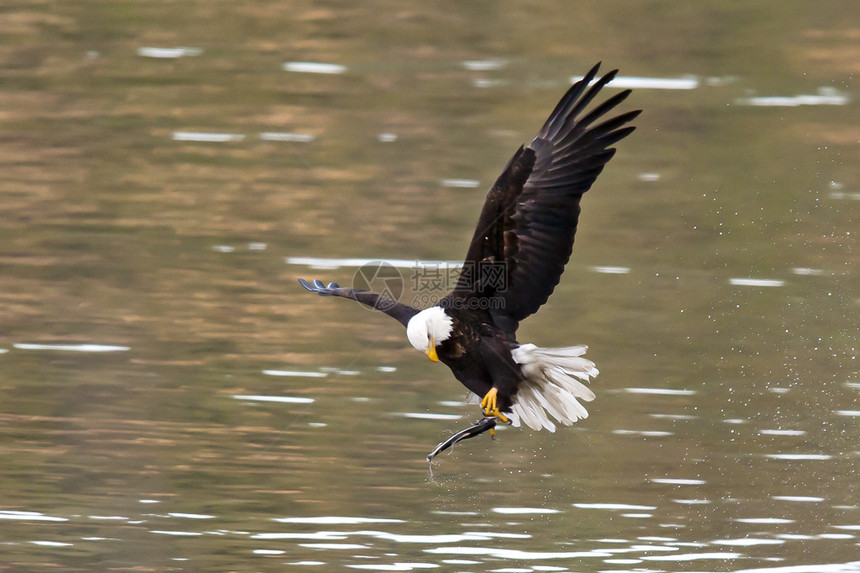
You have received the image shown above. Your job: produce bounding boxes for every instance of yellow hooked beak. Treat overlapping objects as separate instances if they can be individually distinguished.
[425,336,439,362]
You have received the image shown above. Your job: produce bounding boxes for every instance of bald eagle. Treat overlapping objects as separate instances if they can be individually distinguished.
[300,63,639,455]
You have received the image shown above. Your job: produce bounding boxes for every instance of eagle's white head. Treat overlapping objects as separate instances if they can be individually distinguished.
[406,306,453,362]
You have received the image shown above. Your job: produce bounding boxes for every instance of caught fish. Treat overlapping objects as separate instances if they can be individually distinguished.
[426,416,499,462]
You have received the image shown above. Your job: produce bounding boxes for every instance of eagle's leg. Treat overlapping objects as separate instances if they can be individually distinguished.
[480,387,510,423]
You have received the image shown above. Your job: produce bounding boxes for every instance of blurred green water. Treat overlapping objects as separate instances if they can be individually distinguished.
[0,1,857,571]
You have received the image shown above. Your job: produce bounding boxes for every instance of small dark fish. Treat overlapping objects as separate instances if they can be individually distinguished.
[426,416,498,462]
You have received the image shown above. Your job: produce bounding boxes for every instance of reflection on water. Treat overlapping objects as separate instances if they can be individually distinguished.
[259,131,316,143]
[572,74,701,90]
[729,278,786,287]
[736,89,850,107]
[283,61,349,75]
[137,46,203,59]
[7,501,856,570]
[1,0,858,571]
[171,131,245,142]
[233,394,315,404]
[12,343,131,352]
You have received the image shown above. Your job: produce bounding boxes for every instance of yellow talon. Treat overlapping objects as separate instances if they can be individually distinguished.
[480,387,497,413]
[480,388,509,423]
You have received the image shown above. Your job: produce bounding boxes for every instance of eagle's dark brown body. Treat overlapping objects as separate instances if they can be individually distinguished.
[435,305,521,413]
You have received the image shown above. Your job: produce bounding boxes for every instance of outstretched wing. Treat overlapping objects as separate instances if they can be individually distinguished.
[298,278,419,327]
[446,63,640,331]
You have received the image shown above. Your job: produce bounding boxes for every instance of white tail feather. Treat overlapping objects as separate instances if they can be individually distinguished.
[508,343,598,432]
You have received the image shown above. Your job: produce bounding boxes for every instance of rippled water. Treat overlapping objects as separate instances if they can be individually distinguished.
[1,1,857,571]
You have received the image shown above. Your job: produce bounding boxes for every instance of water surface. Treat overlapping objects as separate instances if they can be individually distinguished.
[0,1,857,571]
